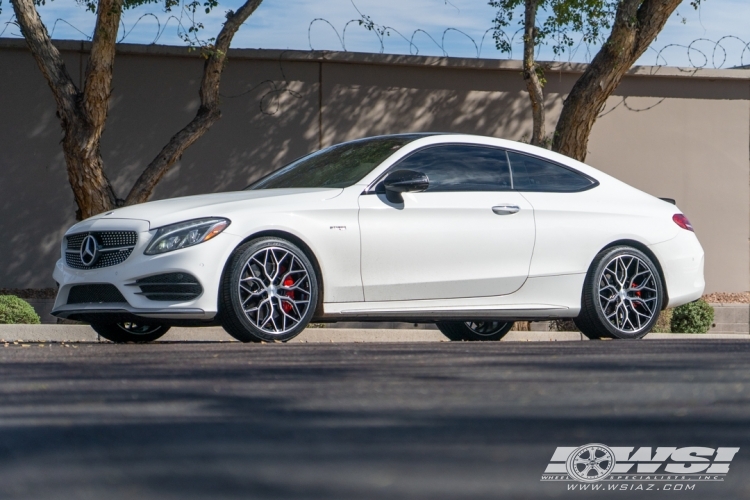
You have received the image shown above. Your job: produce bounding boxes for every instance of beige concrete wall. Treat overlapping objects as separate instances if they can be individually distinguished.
[0,39,747,293]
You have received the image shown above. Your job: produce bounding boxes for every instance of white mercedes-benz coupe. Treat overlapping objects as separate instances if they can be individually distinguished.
[51,133,704,343]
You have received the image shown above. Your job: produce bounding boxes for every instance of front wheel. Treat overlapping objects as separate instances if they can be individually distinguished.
[219,237,319,343]
[437,321,514,341]
[91,322,170,343]
[575,246,664,340]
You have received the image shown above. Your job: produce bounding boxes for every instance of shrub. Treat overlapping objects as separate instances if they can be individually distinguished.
[670,299,714,334]
[0,295,41,324]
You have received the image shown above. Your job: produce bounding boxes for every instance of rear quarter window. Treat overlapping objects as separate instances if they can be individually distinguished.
[507,151,596,192]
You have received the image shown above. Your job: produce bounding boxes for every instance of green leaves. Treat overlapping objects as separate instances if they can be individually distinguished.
[0,296,41,325]
[490,0,617,56]
[671,299,715,334]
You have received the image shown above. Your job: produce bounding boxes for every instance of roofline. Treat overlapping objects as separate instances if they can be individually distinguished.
[1,37,749,81]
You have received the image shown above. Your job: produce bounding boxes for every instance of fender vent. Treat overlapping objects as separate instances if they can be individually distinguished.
[68,284,127,304]
[133,273,203,301]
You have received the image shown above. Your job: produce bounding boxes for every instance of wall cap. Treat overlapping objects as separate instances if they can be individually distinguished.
[2,37,749,81]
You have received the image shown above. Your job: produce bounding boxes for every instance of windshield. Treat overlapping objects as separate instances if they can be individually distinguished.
[247,135,429,190]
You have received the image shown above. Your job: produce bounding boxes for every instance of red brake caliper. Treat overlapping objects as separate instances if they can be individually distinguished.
[282,276,295,313]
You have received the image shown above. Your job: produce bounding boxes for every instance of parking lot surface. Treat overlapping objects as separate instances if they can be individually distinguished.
[0,340,749,499]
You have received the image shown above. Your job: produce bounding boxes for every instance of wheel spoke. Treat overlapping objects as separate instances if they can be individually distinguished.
[259,300,275,329]
[613,258,626,287]
[630,298,655,317]
[270,249,282,281]
[239,282,261,296]
[279,296,304,321]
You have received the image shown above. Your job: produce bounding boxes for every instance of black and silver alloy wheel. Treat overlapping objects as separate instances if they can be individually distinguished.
[90,322,170,343]
[576,246,663,340]
[598,254,658,333]
[221,237,319,342]
[238,246,312,335]
[436,320,514,341]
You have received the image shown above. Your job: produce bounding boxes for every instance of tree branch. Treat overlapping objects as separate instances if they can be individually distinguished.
[10,0,79,122]
[552,0,682,161]
[82,0,124,146]
[125,0,264,205]
[523,0,545,147]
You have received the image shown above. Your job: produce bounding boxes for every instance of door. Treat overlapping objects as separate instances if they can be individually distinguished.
[358,144,536,302]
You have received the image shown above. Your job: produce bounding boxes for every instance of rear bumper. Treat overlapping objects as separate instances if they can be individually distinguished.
[648,230,705,308]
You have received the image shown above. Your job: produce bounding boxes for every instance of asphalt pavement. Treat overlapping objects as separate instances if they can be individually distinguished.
[1,340,749,499]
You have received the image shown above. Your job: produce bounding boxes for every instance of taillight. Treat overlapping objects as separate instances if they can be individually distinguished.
[673,214,694,232]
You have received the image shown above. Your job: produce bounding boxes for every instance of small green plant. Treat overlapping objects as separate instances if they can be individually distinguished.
[0,295,41,324]
[651,308,673,333]
[670,299,714,334]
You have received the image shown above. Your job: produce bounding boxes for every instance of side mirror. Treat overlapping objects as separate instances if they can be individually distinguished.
[382,169,429,203]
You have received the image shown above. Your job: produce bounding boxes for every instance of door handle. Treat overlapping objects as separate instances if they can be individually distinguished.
[492,205,520,215]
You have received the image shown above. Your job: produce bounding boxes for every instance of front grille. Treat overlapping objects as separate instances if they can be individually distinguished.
[67,284,127,304]
[65,231,137,269]
[132,273,203,301]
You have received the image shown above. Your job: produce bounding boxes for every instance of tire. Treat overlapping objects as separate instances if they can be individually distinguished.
[436,321,514,341]
[220,237,319,343]
[91,322,170,343]
[575,246,664,340]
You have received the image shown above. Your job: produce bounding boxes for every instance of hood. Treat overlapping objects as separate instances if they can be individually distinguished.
[82,188,343,230]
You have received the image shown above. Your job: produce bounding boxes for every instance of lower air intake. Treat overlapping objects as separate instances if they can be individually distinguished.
[67,284,127,304]
[135,273,203,301]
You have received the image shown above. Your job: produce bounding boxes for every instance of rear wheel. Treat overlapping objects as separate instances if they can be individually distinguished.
[91,322,170,343]
[437,321,514,341]
[575,246,663,340]
[220,237,319,343]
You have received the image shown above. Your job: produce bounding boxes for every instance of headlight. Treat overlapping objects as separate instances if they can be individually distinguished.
[145,218,230,255]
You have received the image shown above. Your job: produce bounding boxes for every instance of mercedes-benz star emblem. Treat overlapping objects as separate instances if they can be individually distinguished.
[79,234,99,267]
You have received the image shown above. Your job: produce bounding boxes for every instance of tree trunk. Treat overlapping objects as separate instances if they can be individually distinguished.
[62,127,119,221]
[12,0,123,219]
[522,0,545,147]
[552,0,683,161]
[125,0,264,205]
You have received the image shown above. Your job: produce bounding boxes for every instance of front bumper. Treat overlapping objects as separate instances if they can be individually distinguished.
[52,220,242,323]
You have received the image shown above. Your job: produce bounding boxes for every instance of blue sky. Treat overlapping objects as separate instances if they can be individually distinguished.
[1,0,749,68]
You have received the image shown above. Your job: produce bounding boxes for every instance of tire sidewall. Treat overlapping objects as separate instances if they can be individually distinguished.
[588,246,663,339]
[225,238,319,342]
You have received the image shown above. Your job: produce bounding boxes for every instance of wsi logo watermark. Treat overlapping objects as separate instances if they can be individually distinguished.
[541,444,739,490]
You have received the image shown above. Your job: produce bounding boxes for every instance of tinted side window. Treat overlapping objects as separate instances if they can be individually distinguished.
[389,145,511,192]
[507,151,594,192]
